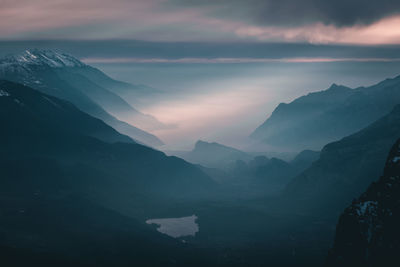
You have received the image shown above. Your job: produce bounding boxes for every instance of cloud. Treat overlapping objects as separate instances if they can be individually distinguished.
[0,0,214,40]
[234,15,400,44]
[170,0,400,27]
[1,0,400,44]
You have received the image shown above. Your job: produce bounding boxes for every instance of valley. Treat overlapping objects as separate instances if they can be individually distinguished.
[0,49,400,267]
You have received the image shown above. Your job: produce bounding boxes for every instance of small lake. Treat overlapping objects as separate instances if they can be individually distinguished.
[146,215,199,238]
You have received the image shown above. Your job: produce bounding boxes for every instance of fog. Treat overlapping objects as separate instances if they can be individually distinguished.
[92,61,400,150]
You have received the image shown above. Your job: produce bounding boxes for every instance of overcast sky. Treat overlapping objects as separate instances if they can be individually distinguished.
[1,0,400,44]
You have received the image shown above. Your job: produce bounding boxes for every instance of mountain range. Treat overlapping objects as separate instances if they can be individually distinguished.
[0,49,163,146]
[284,104,400,216]
[251,76,400,152]
[180,140,253,169]
[2,49,400,266]
[0,80,218,265]
[0,80,216,198]
[180,141,319,197]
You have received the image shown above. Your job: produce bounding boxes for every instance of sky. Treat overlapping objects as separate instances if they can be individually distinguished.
[1,0,400,150]
[1,0,400,44]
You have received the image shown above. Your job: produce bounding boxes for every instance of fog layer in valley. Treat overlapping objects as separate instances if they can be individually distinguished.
[93,61,400,151]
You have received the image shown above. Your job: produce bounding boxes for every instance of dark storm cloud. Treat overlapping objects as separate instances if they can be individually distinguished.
[1,0,399,43]
[170,0,400,27]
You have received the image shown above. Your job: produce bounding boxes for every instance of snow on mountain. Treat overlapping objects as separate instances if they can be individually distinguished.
[326,138,400,266]
[1,49,86,68]
[0,89,10,97]
[0,49,165,147]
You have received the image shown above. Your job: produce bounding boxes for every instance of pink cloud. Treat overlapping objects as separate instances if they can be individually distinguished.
[1,0,400,44]
[235,15,400,45]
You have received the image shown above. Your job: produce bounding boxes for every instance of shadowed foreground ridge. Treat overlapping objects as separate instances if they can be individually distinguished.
[0,81,218,266]
[326,138,400,267]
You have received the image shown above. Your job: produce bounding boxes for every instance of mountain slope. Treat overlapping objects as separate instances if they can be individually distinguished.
[181,141,319,197]
[243,156,298,194]
[284,104,400,215]
[181,140,252,169]
[220,156,306,197]
[0,80,132,144]
[0,81,216,198]
[0,81,218,266]
[52,58,166,131]
[251,76,400,151]
[71,64,163,109]
[290,150,320,172]
[0,177,202,267]
[0,49,163,146]
[326,139,400,267]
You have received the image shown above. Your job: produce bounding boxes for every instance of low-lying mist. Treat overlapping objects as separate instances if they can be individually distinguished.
[93,61,400,151]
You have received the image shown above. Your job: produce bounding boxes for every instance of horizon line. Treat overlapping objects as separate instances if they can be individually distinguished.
[82,57,400,64]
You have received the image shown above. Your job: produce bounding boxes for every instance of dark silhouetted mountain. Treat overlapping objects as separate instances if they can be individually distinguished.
[183,142,319,196]
[0,49,163,146]
[248,156,294,184]
[284,104,400,216]
[0,80,132,144]
[251,76,400,151]
[181,140,253,169]
[290,150,320,173]
[238,151,319,193]
[0,183,205,267]
[198,154,304,197]
[0,80,215,198]
[0,81,217,265]
[326,139,400,267]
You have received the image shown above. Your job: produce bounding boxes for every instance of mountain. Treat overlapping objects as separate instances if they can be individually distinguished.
[326,139,400,267]
[0,80,133,144]
[181,140,253,169]
[0,49,163,146]
[0,80,216,198]
[61,60,163,111]
[181,142,319,196]
[222,155,310,196]
[251,76,400,151]
[0,81,217,265]
[284,104,400,216]
[47,54,166,131]
[290,150,320,172]
[247,156,297,190]
[198,153,315,197]
[0,188,203,267]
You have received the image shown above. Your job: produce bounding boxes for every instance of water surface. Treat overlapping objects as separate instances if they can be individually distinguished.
[146,215,199,238]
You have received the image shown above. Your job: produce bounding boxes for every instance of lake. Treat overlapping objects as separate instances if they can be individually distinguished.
[146,215,199,238]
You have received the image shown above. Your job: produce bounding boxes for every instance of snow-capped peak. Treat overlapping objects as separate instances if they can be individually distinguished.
[1,49,86,68]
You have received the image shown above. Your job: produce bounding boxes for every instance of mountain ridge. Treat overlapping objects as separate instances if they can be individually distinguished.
[283,104,400,215]
[0,79,133,145]
[251,75,400,151]
[0,80,219,265]
[0,80,216,198]
[180,140,253,169]
[326,138,400,267]
[0,49,164,146]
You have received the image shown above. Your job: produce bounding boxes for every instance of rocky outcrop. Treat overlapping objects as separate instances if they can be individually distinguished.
[326,138,400,267]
